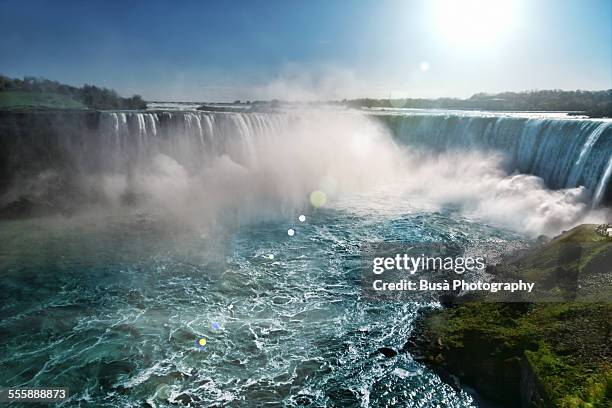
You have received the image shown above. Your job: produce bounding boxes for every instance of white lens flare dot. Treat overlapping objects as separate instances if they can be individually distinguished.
[420,61,430,72]
[298,215,306,222]
[287,229,295,236]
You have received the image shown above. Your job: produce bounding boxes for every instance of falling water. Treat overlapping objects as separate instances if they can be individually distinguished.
[379,112,612,203]
[0,108,610,407]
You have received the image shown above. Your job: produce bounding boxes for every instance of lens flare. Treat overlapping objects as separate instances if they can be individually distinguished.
[310,190,327,208]
[195,338,207,349]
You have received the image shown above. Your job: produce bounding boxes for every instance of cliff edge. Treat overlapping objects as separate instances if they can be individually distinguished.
[407,224,611,407]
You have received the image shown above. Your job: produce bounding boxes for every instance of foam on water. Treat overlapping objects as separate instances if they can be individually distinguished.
[2,109,608,237]
[0,108,610,406]
[0,195,523,406]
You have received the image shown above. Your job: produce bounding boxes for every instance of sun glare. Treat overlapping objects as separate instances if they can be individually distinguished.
[432,0,517,48]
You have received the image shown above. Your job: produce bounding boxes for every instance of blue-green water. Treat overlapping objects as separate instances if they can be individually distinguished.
[0,191,526,407]
[2,108,601,406]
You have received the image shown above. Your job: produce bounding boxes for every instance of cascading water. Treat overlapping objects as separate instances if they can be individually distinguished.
[0,108,610,407]
[379,112,612,205]
[0,111,292,210]
[0,109,610,232]
[95,111,281,171]
[594,155,612,206]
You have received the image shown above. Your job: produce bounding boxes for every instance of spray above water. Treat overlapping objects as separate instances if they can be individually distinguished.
[0,109,607,237]
[122,110,604,237]
[391,150,606,236]
[122,111,403,231]
[1,108,609,407]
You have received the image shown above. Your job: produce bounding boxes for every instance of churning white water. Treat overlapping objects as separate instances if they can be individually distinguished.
[1,108,610,407]
[1,109,608,236]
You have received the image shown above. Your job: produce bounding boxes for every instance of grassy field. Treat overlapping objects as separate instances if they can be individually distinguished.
[0,91,87,109]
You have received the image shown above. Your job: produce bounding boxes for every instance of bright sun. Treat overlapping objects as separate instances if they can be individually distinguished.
[432,0,517,48]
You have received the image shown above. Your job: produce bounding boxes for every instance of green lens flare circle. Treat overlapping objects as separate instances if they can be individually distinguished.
[310,190,327,208]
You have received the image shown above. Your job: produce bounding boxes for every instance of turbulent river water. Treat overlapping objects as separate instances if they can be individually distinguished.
[0,108,610,407]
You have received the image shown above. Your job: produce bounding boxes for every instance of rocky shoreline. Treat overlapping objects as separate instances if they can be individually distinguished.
[406,224,611,407]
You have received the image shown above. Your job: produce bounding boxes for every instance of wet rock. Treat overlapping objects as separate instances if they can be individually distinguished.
[377,347,398,358]
[401,339,417,352]
[173,393,202,406]
[293,394,314,405]
[432,367,462,391]
[0,197,36,218]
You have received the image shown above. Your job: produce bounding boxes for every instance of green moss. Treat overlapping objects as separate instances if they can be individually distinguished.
[553,367,611,408]
[423,303,611,406]
[414,225,612,406]
[526,344,585,404]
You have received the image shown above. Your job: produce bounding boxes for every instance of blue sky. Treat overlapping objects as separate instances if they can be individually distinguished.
[0,0,610,101]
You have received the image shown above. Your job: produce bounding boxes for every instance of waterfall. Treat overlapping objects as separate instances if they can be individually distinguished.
[379,113,612,204]
[0,109,611,218]
[593,155,612,206]
[0,110,294,201]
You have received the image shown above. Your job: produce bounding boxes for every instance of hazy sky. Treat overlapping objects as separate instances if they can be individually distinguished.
[0,0,610,101]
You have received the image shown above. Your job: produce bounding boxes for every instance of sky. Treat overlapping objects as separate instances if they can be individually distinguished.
[0,0,610,101]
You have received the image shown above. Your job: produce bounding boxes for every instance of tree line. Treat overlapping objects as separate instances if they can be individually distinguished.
[341,89,612,117]
[0,75,147,110]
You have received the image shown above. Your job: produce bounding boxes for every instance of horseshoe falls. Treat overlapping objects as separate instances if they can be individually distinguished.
[1,110,610,216]
[380,112,612,206]
[0,108,610,407]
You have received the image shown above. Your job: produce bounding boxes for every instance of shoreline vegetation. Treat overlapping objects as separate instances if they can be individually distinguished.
[1,75,611,118]
[406,224,611,407]
[1,75,610,406]
[340,90,612,118]
[197,90,612,118]
[0,75,146,110]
